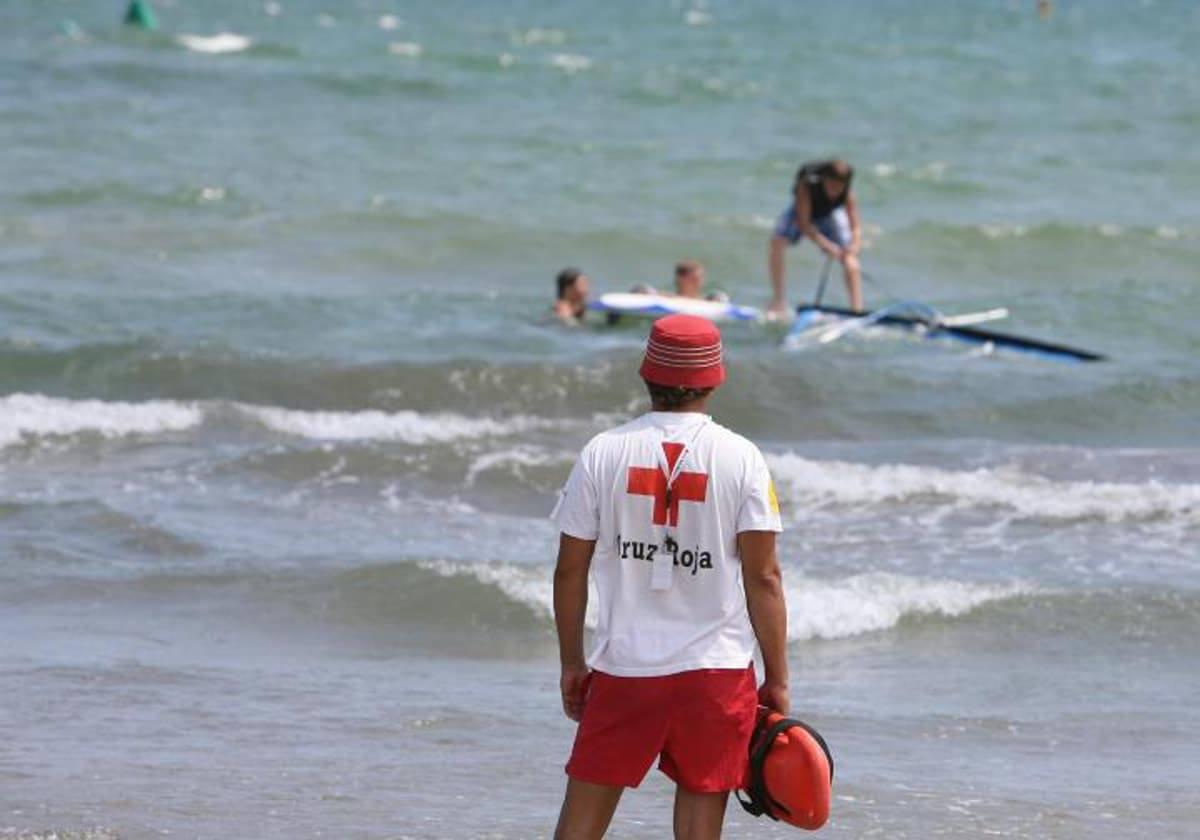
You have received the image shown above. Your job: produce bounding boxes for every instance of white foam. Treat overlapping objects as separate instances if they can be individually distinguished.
[917,160,948,180]
[420,558,559,618]
[767,453,1200,523]
[514,27,566,46]
[464,446,573,487]
[696,213,774,232]
[61,20,89,41]
[550,53,592,74]
[685,10,713,26]
[978,222,1028,239]
[176,33,254,54]
[420,560,1022,641]
[388,41,422,58]
[0,395,574,450]
[0,394,202,449]
[238,404,560,444]
[784,573,1027,641]
[378,14,401,31]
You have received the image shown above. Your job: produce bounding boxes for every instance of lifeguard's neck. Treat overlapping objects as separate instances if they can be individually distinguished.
[649,398,711,414]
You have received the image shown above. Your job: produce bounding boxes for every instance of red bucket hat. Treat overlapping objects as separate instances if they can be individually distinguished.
[639,314,726,389]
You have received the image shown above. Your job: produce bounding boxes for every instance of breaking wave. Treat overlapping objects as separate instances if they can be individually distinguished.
[783,573,1028,641]
[0,393,201,449]
[463,446,575,487]
[767,453,1200,524]
[416,560,1025,642]
[239,405,563,444]
[0,393,571,449]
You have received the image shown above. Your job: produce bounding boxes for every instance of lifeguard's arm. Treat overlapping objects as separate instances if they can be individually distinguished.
[794,187,840,258]
[845,191,862,254]
[554,533,596,721]
[739,529,790,713]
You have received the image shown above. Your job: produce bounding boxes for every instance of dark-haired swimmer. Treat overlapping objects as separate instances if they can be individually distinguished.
[553,267,590,325]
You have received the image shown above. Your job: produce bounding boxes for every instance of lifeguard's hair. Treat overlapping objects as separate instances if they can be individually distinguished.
[644,380,715,411]
[556,267,583,300]
[821,159,854,182]
[674,260,703,279]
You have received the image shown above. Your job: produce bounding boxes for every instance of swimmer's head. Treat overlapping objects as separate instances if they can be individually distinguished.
[556,267,589,301]
[673,260,705,299]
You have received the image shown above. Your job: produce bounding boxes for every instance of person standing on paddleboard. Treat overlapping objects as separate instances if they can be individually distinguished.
[551,314,790,839]
[767,159,864,316]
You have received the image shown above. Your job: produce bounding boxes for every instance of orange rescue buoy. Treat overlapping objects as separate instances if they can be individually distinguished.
[737,709,834,830]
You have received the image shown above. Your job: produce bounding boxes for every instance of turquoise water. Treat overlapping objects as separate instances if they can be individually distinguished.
[2,2,1199,838]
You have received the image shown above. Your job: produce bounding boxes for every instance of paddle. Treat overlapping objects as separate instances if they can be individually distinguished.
[812,257,835,307]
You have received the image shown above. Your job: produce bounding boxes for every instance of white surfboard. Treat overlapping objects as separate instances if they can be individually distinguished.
[589,292,762,323]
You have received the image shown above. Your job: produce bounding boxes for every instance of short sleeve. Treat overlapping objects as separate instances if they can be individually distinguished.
[552,450,600,541]
[736,446,783,534]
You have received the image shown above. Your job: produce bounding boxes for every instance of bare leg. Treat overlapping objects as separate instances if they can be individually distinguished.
[672,786,730,840]
[842,253,863,312]
[555,778,624,840]
[767,235,789,316]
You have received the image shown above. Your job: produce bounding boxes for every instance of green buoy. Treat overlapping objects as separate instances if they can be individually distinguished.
[124,0,158,30]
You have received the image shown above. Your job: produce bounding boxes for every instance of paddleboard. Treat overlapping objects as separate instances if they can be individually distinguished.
[590,292,761,323]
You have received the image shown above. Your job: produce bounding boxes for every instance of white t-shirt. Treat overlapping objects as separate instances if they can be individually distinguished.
[553,411,782,677]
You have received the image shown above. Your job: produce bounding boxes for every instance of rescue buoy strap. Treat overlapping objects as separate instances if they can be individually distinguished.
[748,718,800,820]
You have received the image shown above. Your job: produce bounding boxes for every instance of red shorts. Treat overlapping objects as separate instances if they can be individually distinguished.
[565,666,757,793]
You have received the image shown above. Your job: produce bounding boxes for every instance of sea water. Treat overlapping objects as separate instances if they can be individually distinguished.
[2,1,1198,837]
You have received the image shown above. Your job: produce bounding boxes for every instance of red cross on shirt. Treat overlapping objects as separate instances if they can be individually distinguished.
[626,442,709,527]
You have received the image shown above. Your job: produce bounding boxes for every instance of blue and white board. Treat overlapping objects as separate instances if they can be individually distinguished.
[590,292,762,323]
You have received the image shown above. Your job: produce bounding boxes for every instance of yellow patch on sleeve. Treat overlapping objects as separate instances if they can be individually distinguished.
[767,478,780,514]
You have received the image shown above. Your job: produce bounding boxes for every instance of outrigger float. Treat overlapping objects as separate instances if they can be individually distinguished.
[783,261,1106,362]
[785,301,1105,362]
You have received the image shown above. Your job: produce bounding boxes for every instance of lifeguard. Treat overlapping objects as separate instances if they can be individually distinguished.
[552,314,790,839]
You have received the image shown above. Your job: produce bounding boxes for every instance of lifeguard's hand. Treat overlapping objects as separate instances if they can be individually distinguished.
[758,680,791,716]
[560,665,591,722]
